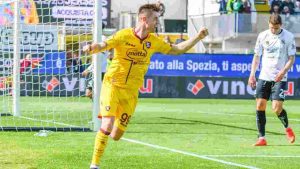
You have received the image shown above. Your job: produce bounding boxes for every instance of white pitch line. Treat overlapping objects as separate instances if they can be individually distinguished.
[122,137,260,169]
[288,118,300,122]
[18,116,81,128]
[204,155,300,158]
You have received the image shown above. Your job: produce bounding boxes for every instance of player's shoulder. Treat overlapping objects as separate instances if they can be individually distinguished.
[111,28,133,40]
[258,30,269,38]
[282,29,294,39]
[149,33,165,43]
[116,28,132,35]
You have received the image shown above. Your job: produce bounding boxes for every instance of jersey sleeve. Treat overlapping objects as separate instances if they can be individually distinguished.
[288,35,296,57]
[254,33,263,56]
[155,39,172,54]
[102,31,121,51]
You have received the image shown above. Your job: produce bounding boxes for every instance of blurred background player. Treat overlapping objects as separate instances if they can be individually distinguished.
[82,63,94,99]
[84,3,208,169]
[155,0,165,32]
[248,14,296,146]
[82,50,113,99]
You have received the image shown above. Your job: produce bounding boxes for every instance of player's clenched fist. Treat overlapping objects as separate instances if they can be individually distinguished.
[83,44,92,53]
[198,28,209,39]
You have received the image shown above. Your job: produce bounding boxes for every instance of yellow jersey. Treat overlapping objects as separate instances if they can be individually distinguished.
[101,28,172,89]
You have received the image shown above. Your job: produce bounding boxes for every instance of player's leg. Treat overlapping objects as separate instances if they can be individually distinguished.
[90,84,118,168]
[110,126,125,141]
[110,88,138,141]
[254,80,271,146]
[91,116,115,169]
[86,88,93,99]
[110,110,134,141]
[255,98,268,146]
[86,77,93,99]
[271,81,295,143]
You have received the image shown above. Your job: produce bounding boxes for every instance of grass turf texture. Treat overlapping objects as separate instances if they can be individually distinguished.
[0,98,300,169]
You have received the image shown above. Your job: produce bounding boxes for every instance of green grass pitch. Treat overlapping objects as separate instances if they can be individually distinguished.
[0,98,300,169]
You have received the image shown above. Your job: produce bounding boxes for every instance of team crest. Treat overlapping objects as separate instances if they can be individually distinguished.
[145,42,151,48]
[265,41,269,45]
[105,106,110,111]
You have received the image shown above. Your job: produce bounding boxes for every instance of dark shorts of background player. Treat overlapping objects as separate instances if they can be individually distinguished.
[255,79,287,101]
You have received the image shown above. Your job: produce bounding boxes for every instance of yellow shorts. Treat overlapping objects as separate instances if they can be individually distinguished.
[99,83,138,131]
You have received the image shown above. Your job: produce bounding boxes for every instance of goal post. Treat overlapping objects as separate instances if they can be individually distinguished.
[92,0,102,131]
[0,0,103,132]
[13,0,21,117]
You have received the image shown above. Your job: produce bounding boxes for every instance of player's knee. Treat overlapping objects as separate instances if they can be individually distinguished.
[101,118,114,132]
[256,100,266,110]
[86,90,92,98]
[111,135,121,141]
[272,106,282,114]
[110,129,124,141]
[100,128,111,136]
[110,133,122,141]
[256,104,266,110]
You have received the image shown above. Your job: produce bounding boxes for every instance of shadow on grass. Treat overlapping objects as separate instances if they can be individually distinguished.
[158,117,285,136]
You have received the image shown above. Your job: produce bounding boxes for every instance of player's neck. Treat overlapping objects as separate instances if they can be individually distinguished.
[134,24,149,40]
[271,29,283,35]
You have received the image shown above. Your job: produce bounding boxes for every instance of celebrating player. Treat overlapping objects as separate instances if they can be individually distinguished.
[84,3,208,169]
[248,14,296,146]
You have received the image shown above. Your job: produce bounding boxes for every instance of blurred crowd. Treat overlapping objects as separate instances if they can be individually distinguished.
[270,0,300,15]
[218,0,300,15]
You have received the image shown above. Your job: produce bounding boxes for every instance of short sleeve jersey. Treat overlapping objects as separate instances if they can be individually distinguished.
[254,29,296,81]
[101,28,172,89]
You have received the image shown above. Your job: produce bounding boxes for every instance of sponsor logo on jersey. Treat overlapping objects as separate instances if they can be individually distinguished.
[126,49,147,60]
[125,42,136,47]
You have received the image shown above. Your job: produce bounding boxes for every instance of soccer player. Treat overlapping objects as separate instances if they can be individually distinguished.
[83,4,208,169]
[82,51,113,99]
[248,14,296,146]
[82,63,94,99]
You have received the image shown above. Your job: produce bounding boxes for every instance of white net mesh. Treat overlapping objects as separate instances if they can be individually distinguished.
[0,0,96,131]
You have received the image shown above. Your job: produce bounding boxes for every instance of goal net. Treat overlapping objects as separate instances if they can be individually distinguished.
[0,0,102,131]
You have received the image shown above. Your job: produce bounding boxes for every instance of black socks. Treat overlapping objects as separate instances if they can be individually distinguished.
[256,110,266,137]
[278,109,289,128]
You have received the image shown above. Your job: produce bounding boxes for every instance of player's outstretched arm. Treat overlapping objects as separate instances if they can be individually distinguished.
[83,42,107,55]
[168,28,208,55]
